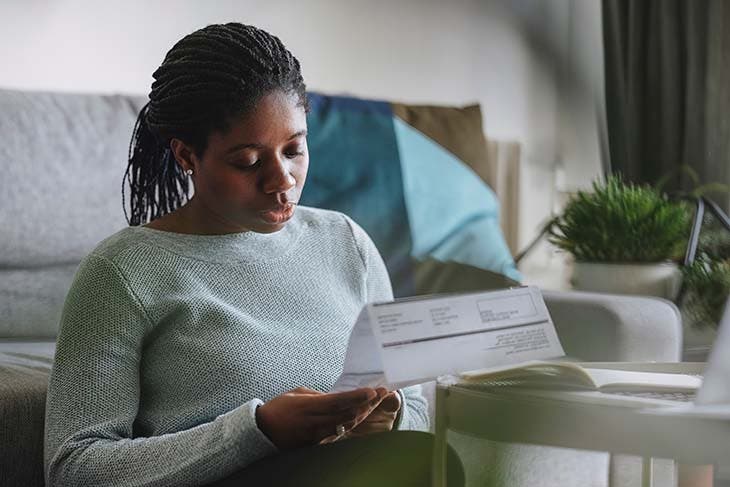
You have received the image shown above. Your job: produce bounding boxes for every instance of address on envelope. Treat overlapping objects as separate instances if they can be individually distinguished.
[331,286,565,392]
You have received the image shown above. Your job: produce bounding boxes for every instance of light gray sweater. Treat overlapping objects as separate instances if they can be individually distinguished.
[44,206,428,487]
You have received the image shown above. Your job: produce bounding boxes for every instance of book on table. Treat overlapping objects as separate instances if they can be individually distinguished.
[458,360,702,393]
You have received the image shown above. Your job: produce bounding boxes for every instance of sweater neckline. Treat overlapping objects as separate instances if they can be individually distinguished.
[128,213,305,264]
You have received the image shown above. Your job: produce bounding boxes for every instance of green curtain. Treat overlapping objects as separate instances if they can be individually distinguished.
[603,0,730,210]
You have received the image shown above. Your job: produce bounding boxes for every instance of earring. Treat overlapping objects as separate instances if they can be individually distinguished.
[185,169,193,176]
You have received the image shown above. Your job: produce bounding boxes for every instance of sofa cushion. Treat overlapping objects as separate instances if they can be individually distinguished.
[393,116,520,281]
[391,103,491,185]
[301,92,521,297]
[0,264,79,338]
[0,89,146,268]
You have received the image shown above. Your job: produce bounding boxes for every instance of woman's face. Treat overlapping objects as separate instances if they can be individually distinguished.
[172,90,309,234]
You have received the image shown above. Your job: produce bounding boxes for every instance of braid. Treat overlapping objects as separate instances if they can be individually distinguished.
[123,23,308,226]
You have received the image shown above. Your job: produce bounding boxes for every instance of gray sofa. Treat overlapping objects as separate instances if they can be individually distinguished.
[0,88,683,486]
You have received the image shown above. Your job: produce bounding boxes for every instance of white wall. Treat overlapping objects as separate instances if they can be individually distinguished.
[557,0,606,190]
[0,0,604,282]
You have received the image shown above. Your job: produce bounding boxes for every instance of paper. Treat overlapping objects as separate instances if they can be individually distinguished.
[331,286,565,392]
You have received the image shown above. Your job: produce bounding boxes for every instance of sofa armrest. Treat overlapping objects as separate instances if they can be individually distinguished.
[543,290,683,362]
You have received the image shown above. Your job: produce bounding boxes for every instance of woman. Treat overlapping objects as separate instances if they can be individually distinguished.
[43,22,462,486]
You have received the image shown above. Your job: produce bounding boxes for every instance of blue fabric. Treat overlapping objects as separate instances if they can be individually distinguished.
[301,93,415,296]
[393,117,521,282]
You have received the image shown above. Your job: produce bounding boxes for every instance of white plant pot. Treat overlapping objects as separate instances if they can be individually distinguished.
[571,262,682,300]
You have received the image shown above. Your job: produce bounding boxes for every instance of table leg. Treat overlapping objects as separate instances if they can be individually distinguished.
[432,385,448,487]
[641,457,653,487]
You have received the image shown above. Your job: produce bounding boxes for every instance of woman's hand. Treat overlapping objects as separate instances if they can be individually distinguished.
[342,387,401,438]
[255,387,385,450]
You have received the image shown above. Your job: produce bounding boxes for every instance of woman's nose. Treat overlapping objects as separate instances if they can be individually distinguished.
[261,157,296,194]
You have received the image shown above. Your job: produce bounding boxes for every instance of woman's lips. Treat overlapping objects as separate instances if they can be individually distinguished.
[259,203,296,224]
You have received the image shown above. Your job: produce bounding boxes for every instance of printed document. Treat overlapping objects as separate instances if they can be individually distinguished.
[331,286,565,391]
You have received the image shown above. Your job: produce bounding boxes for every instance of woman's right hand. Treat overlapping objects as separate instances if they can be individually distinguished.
[255,387,385,450]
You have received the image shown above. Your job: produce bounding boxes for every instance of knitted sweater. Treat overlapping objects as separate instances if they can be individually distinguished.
[44,206,429,487]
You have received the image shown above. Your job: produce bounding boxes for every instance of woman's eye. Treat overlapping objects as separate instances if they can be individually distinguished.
[233,160,260,170]
[284,151,304,159]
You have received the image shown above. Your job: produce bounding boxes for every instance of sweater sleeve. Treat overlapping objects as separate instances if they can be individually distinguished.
[344,216,430,432]
[394,385,430,431]
[44,254,277,487]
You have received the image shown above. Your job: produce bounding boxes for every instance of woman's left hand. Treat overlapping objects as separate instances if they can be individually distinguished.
[319,387,401,444]
[344,387,401,437]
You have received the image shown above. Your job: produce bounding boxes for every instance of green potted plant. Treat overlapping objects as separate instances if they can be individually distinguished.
[548,175,689,299]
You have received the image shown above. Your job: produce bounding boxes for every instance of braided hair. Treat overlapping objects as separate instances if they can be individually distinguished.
[123,22,308,226]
